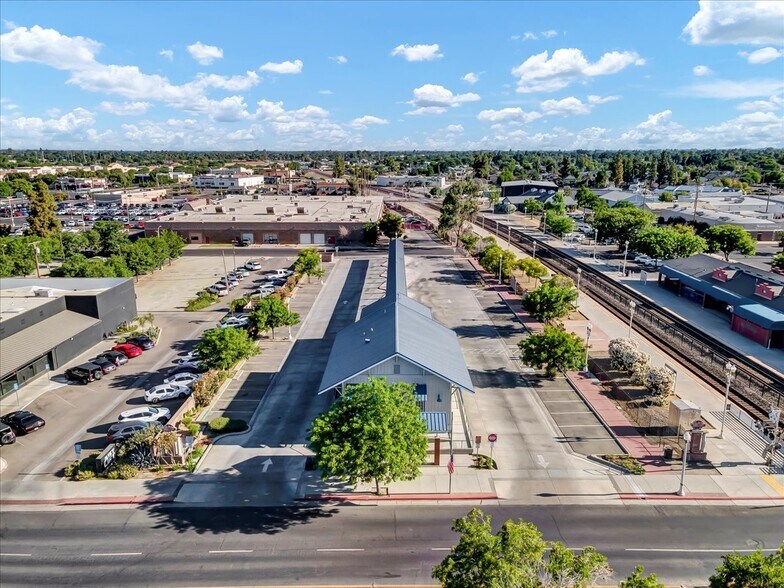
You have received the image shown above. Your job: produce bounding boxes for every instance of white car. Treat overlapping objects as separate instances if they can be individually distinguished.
[216,277,238,288]
[245,261,261,270]
[218,317,249,329]
[144,384,191,404]
[118,406,171,423]
[634,254,653,263]
[234,267,250,277]
[273,269,294,278]
[163,372,201,388]
[227,272,243,282]
[206,284,229,296]
[174,351,198,364]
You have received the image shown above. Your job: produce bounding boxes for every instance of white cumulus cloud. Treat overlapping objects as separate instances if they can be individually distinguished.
[391,43,443,62]
[685,77,784,98]
[186,41,223,65]
[511,48,645,93]
[693,65,712,76]
[0,25,100,70]
[159,49,173,61]
[350,115,390,129]
[739,47,784,64]
[0,107,96,147]
[329,55,347,64]
[462,72,480,84]
[737,94,784,111]
[99,101,151,116]
[684,1,784,45]
[477,107,542,124]
[540,95,619,116]
[405,84,480,115]
[259,59,303,74]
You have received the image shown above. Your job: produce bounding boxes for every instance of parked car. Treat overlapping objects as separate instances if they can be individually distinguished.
[234,266,250,277]
[217,276,239,288]
[126,335,155,350]
[144,383,191,403]
[218,318,249,329]
[206,284,229,296]
[0,411,46,435]
[118,406,171,424]
[227,272,243,282]
[65,362,104,384]
[173,351,198,365]
[163,372,201,388]
[634,254,652,263]
[107,420,157,442]
[96,350,129,367]
[167,362,206,376]
[90,356,118,375]
[112,343,143,358]
[245,260,261,271]
[0,423,16,445]
[273,269,294,278]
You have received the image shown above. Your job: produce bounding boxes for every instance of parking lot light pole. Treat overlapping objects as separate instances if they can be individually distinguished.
[719,361,737,439]
[622,241,630,276]
[593,229,599,261]
[583,323,592,373]
[627,300,636,339]
[678,430,692,496]
[576,267,582,296]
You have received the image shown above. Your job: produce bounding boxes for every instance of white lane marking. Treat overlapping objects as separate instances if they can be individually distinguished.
[316,548,365,552]
[208,549,253,554]
[0,553,32,557]
[537,455,550,468]
[431,547,452,551]
[626,548,780,553]
[625,475,645,498]
[90,552,143,557]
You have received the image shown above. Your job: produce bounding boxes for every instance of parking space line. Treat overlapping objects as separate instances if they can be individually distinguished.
[0,553,32,557]
[208,549,253,554]
[316,548,364,552]
[90,552,143,557]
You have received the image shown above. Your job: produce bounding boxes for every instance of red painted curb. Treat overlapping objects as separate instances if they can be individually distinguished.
[302,492,498,502]
[619,493,784,501]
[0,495,175,506]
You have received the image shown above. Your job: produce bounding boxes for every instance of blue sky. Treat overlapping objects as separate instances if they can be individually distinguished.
[1,1,782,150]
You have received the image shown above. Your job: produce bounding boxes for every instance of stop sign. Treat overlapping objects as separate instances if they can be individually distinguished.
[488,433,498,443]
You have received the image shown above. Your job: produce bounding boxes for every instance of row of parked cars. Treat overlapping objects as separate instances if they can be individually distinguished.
[63,336,155,384]
[205,262,292,298]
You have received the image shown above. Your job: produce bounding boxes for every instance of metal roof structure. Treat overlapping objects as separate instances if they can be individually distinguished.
[318,240,474,395]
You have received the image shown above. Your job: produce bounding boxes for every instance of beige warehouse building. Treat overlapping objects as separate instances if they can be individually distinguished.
[143,194,383,245]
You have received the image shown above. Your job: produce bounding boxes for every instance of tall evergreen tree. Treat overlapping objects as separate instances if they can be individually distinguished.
[613,153,624,187]
[26,181,61,238]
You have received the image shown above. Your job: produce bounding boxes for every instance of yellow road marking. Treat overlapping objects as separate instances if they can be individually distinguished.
[761,475,784,497]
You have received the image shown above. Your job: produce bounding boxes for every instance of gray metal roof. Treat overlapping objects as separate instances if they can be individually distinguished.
[0,311,100,378]
[319,240,474,395]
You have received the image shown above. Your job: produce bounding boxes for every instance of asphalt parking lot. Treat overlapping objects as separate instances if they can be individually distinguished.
[0,251,295,480]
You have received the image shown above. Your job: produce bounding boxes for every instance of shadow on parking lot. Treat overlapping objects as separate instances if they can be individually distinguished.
[468,368,521,390]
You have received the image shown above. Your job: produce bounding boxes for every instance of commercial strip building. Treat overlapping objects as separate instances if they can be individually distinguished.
[144,194,383,245]
[659,254,784,348]
[0,278,137,398]
[375,175,446,189]
[192,169,266,192]
[500,180,574,210]
[645,202,782,241]
[92,187,168,206]
[318,240,475,447]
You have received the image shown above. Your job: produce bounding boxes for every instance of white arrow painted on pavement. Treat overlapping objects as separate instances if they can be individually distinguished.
[536,455,549,468]
[261,458,273,473]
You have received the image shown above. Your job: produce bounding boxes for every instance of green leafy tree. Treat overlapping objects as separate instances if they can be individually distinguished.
[439,180,481,244]
[459,233,479,254]
[613,153,624,187]
[195,326,258,370]
[333,154,346,178]
[772,252,784,271]
[26,181,61,238]
[708,544,784,588]
[518,325,587,377]
[703,225,757,261]
[250,296,299,339]
[518,257,548,285]
[546,192,567,215]
[160,229,185,259]
[479,243,517,280]
[621,566,665,588]
[0,237,37,276]
[362,221,379,245]
[432,509,611,588]
[294,247,322,282]
[471,152,491,179]
[229,295,250,313]
[123,239,156,276]
[522,199,544,215]
[543,211,575,237]
[60,231,89,258]
[658,191,674,202]
[378,210,404,239]
[522,275,578,324]
[593,208,655,250]
[308,377,428,495]
[0,181,13,198]
[8,177,35,197]
[92,220,129,256]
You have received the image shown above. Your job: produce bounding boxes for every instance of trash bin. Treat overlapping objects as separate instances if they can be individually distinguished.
[663,446,674,459]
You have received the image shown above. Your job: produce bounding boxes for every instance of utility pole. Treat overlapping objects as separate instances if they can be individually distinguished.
[677,430,692,496]
[692,181,701,223]
[719,361,737,439]
[622,241,630,276]
[29,242,41,278]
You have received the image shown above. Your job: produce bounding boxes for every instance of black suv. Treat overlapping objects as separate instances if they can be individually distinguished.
[65,362,104,384]
[126,335,155,350]
[1,411,45,435]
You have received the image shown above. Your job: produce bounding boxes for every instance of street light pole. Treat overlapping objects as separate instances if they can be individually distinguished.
[584,323,592,373]
[622,241,630,276]
[719,361,737,439]
[678,430,692,496]
[628,300,636,339]
[576,267,582,296]
[499,254,503,284]
[593,228,599,261]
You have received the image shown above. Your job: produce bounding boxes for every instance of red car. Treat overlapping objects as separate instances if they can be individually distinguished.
[112,342,143,358]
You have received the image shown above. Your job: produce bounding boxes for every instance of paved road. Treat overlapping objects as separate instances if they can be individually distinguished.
[0,504,781,586]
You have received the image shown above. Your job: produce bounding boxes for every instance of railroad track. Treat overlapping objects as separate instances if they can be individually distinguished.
[412,200,784,424]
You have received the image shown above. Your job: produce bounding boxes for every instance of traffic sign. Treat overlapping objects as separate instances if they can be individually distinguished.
[488,433,497,443]
[74,444,82,458]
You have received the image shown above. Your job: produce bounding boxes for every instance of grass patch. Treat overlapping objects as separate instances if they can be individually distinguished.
[184,445,207,473]
[185,291,220,312]
[472,454,497,470]
[602,454,645,475]
[208,417,247,434]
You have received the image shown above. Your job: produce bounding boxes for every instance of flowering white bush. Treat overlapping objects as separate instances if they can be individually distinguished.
[609,338,637,371]
[645,366,676,405]
[630,354,652,385]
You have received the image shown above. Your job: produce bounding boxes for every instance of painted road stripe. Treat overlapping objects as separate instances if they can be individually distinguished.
[626,475,645,498]
[0,553,32,557]
[761,475,784,497]
[90,552,143,557]
[626,548,779,553]
[431,548,452,551]
[209,550,253,554]
[316,548,365,552]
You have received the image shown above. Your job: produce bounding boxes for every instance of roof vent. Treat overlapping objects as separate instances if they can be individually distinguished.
[266,207,274,214]
[297,207,305,214]
[5,307,25,313]
[34,288,55,297]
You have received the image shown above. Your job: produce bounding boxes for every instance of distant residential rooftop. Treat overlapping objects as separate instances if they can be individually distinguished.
[149,194,384,224]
